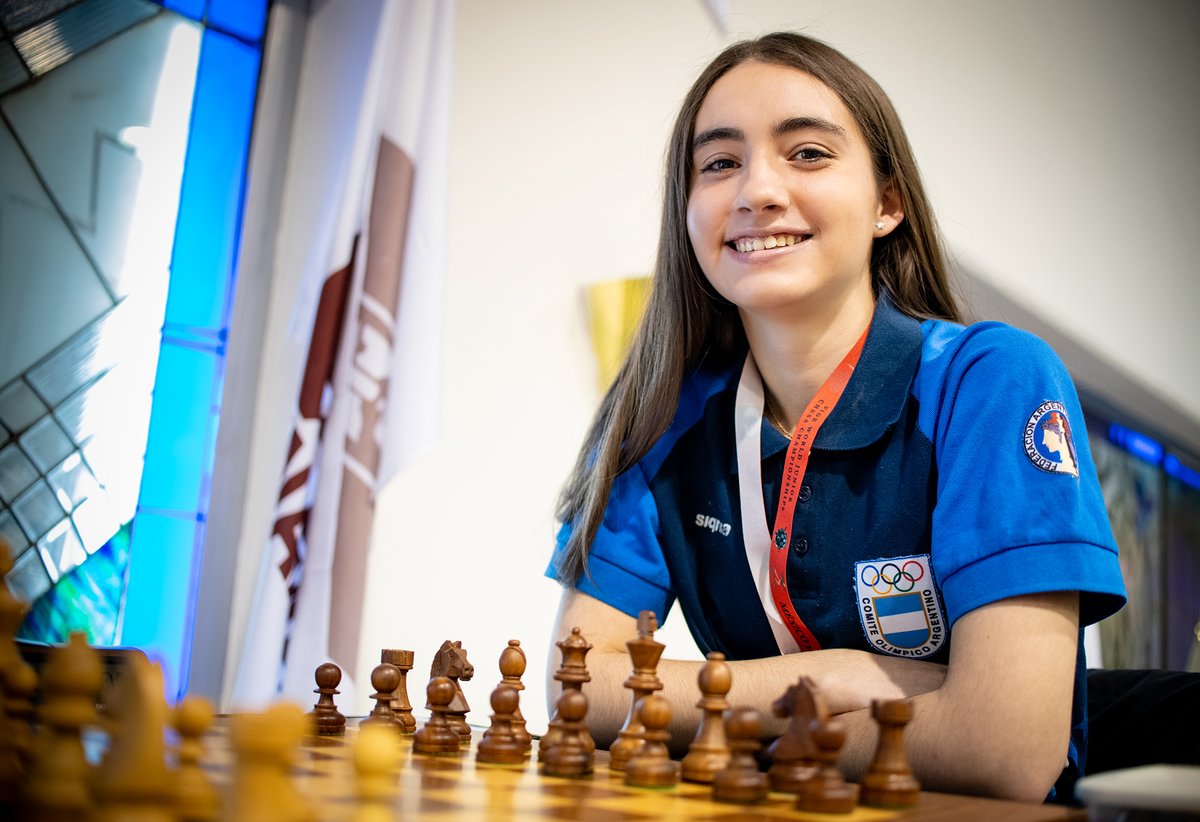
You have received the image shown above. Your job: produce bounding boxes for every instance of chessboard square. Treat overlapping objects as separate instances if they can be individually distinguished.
[790,805,898,821]
[417,787,659,822]
[404,812,572,822]
[470,764,531,785]
[536,778,633,801]
[413,784,573,816]
[584,790,782,819]
[654,779,711,797]
[538,807,660,821]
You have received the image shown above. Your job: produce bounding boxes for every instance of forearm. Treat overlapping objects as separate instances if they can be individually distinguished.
[836,683,1069,801]
[550,590,1078,802]
[551,646,946,755]
[548,589,946,755]
[836,594,1079,802]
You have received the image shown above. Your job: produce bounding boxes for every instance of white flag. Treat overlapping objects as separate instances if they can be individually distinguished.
[232,0,452,709]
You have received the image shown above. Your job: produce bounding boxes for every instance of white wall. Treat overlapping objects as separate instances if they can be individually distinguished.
[228,0,1200,728]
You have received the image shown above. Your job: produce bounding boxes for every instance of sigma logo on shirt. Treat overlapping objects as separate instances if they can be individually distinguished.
[694,513,732,537]
[855,555,945,658]
[1023,401,1079,477]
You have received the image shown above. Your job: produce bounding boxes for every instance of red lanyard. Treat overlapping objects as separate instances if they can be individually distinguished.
[768,327,868,651]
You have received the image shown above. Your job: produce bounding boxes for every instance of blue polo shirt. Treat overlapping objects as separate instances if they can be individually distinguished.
[547,296,1126,791]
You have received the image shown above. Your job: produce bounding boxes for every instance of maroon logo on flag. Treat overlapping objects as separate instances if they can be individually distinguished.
[327,137,414,678]
[273,239,357,586]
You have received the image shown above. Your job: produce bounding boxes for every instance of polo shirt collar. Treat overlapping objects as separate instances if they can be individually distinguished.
[759,294,922,460]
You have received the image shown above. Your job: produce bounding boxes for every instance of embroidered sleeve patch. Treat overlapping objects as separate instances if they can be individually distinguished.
[855,555,945,658]
[1024,401,1079,477]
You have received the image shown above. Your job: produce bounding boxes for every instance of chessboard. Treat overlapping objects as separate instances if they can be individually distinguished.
[0,631,1088,822]
[0,540,1086,821]
[192,719,1086,822]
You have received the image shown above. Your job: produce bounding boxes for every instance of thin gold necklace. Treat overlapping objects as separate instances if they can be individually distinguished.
[764,396,792,438]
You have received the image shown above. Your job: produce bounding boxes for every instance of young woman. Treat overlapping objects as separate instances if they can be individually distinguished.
[546,32,1125,802]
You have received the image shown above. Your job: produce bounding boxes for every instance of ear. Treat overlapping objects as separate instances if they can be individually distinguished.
[874,178,906,237]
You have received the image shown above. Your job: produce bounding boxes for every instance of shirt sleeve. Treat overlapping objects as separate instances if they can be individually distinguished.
[920,322,1127,626]
[546,460,676,622]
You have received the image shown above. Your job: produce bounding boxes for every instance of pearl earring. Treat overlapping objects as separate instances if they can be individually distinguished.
[874,221,885,230]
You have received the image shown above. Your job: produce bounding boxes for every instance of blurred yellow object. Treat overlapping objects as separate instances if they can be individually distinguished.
[586,276,651,391]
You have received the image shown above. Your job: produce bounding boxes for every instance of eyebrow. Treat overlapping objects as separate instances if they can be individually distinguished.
[691,116,848,154]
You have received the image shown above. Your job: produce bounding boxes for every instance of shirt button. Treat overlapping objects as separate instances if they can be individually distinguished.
[798,485,812,503]
[792,536,809,556]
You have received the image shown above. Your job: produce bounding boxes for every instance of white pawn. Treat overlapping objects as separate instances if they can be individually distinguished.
[92,653,174,821]
[21,632,103,820]
[228,703,316,822]
[174,696,220,821]
[352,723,400,822]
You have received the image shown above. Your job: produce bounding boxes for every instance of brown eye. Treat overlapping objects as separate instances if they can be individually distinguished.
[701,157,738,173]
[793,147,831,162]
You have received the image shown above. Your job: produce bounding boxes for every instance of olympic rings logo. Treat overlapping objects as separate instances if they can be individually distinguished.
[859,560,924,594]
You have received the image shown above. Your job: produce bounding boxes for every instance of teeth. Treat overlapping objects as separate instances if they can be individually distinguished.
[734,234,800,253]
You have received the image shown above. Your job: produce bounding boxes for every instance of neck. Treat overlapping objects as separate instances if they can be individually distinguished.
[742,291,875,430]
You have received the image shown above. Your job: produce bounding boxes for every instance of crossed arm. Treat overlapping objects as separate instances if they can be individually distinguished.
[548,587,1079,802]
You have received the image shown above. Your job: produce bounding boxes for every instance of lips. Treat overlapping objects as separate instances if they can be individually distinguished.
[728,233,808,253]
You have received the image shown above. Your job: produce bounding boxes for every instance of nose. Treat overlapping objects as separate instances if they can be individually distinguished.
[735,156,787,213]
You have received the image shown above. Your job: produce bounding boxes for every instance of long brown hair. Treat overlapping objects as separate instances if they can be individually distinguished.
[554,32,962,585]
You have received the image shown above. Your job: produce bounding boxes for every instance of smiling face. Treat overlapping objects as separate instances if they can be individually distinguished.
[685,61,902,322]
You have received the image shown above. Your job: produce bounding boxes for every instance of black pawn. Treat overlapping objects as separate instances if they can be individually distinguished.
[413,677,463,755]
[309,662,346,735]
[361,663,404,731]
[476,685,525,766]
[624,694,679,788]
[713,706,769,804]
[796,717,859,814]
[540,689,593,777]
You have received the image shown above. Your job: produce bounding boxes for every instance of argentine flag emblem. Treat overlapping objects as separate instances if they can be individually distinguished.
[855,554,946,658]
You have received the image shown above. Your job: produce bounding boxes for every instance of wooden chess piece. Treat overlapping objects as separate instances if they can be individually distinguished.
[712,706,769,804]
[0,538,36,805]
[1,661,36,790]
[540,627,595,757]
[381,648,416,733]
[413,676,464,755]
[624,694,679,788]
[796,716,859,814]
[173,696,220,822]
[361,663,404,731]
[228,703,316,822]
[681,651,732,783]
[21,631,104,820]
[497,639,532,752]
[429,640,474,743]
[609,610,664,772]
[540,689,593,777]
[352,723,401,822]
[476,685,528,766]
[92,653,174,821]
[860,698,920,808]
[767,676,824,793]
[309,662,346,735]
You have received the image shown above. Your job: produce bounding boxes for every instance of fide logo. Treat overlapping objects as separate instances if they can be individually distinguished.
[855,555,945,659]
